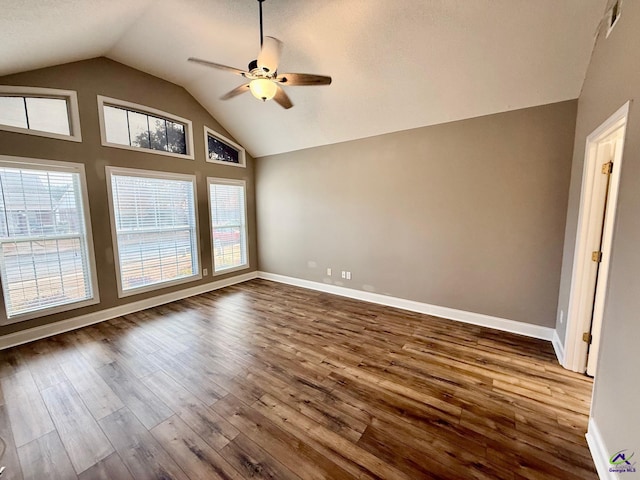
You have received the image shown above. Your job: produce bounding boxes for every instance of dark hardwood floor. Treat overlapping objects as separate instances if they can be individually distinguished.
[0,279,596,479]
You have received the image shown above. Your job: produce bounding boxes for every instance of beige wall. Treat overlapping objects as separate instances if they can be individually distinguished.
[556,0,640,460]
[0,58,257,335]
[256,100,577,327]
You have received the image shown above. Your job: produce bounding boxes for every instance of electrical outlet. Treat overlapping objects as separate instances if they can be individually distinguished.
[346,271,352,280]
[341,271,346,279]
[203,268,208,276]
[327,268,332,276]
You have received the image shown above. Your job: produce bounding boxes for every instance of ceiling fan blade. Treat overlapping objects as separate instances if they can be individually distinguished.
[275,73,332,86]
[257,36,283,74]
[188,57,247,76]
[221,83,251,100]
[273,85,293,109]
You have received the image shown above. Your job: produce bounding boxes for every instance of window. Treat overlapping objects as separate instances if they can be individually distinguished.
[205,127,246,168]
[208,178,248,274]
[0,86,82,142]
[606,0,621,38]
[0,156,97,323]
[106,167,200,296]
[98,96,194,159]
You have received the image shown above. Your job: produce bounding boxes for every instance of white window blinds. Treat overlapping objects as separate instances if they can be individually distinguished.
[0,162,94,318]
[108,169,199,294]
[209,179,248,273]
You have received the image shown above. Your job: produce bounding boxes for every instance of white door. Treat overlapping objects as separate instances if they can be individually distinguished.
[564,101,629,375]
[586,130,625,376]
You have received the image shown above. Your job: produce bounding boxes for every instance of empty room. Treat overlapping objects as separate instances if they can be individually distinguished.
[0,0,638,479]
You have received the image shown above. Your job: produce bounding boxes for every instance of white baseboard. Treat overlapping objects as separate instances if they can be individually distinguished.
[586,417,618,480]
[552,329,565,365]
[257,272,554,341]
[2,269,556,350]
[0,271,258,350]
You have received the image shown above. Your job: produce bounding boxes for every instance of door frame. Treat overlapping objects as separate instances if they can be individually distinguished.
[564,101,630,373]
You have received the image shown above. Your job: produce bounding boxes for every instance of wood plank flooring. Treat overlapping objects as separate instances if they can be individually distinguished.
[0,278,596,479]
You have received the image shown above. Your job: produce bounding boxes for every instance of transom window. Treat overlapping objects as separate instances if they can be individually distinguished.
[208,178,249,274]
[0,156,97,323]
[98,96,194,159]
[205,127,246,168]
[106,167,201,296]
[0,86,82,142]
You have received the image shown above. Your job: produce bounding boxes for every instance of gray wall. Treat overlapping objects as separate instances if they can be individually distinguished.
[556,0,640,457]
[256,101,577,328]
[0,58,257,335]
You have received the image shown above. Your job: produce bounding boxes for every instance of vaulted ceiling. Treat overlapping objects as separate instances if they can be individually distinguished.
[1,0,606,157]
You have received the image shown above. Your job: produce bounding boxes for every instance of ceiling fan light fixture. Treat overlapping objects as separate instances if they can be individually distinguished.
[249,78,277,101]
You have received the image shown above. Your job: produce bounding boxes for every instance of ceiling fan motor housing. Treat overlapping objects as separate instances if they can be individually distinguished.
[248,59,266,74]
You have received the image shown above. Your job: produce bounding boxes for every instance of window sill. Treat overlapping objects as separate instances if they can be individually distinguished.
[116,273,203,299]
[0,296,100,326]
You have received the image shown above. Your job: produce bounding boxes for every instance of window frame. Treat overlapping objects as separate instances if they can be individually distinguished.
[606,0,621,38]
[0,155,99,325]
[0,86,82,142]
[106,166,202,298]
[97,95,195,160]
[204,126,246,168]
[208,177,250,275]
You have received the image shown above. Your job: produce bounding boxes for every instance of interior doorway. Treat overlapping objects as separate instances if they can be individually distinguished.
[564,101,629,375]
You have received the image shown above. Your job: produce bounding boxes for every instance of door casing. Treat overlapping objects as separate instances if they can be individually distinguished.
[563,101,630,374]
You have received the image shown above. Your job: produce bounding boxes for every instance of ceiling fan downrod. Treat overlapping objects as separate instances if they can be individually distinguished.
[258,0,265,47]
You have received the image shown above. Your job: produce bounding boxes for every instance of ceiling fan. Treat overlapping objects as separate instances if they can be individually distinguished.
[188,0,332,109]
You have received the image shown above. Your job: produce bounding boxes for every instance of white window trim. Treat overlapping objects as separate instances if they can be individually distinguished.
[204,126,246,168]
[106,166,202,298]
[97,96,195,160]
[0,86,82,142]
[605,0,621,38]
[208,177,250,276]
[0,155,99,325]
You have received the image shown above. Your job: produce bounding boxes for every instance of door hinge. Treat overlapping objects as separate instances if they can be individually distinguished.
[602,161,613,175]
[592,251,603,262]
[583,332,593,344]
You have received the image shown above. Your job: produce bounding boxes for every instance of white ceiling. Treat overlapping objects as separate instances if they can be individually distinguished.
[1,0,606,158]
